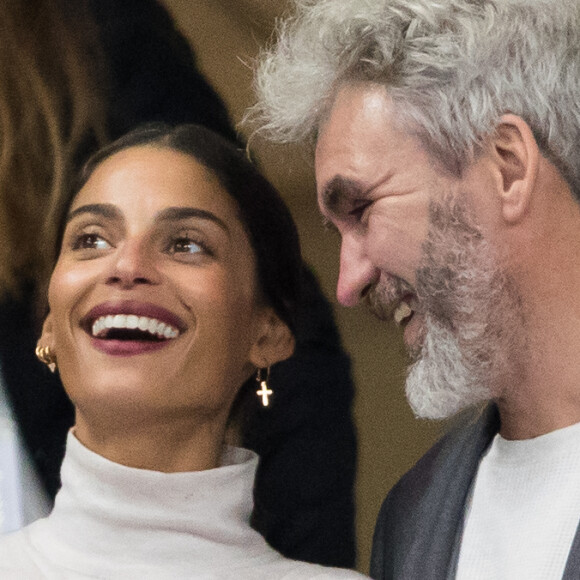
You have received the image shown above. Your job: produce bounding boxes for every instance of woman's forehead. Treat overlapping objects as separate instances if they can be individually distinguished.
[72,146,238,218]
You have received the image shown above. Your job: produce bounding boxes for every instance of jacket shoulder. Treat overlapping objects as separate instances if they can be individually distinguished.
[370,404,499,579]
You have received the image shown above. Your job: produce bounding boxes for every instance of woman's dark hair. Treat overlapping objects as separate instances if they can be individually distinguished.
[60,123,302,334]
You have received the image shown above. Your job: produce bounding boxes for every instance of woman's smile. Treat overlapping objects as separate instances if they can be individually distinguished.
[81,299,187,356]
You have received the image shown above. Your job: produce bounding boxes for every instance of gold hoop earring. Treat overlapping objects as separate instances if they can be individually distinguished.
[256,367,272,407]
[35,345,57,373]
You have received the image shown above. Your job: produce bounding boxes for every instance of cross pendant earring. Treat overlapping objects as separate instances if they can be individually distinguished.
[256,367,272,406]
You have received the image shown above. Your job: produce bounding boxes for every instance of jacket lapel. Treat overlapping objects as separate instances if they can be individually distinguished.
[408,404,500,578]
[562,509,580,578]
[372,404,500,579]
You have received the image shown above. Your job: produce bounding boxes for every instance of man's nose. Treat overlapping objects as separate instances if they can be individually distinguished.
[105,238,161,288]
[336,235,380,307]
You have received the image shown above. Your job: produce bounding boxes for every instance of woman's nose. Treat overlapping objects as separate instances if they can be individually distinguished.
[336,235,380,307]
[105,238,160,288]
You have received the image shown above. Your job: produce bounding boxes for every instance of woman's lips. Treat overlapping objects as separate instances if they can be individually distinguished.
[81,300,187,356]
[89,337,175,357]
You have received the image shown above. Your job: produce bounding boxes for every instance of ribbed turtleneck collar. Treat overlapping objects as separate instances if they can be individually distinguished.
[27,432,280,577]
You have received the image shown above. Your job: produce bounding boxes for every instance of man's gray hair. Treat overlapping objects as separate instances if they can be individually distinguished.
[249,0,580,199]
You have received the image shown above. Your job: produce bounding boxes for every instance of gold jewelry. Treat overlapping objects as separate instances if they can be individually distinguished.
[256,367,272,406]
[35,345,57,373]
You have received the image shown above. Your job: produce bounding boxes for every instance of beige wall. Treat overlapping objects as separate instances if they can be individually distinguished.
[161,0,442,573]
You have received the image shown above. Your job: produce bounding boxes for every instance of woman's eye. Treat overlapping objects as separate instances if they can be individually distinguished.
[72,233,111,251]
[169,237,204,255]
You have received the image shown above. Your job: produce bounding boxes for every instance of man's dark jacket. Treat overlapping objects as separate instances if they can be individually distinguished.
[370,404,580,579]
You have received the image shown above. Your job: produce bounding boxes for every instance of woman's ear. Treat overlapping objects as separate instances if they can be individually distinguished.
[491,114,540,224]
[249,308,295,368]
[36,313,57,372]
[38,313,55,350]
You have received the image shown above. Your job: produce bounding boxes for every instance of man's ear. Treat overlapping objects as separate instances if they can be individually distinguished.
[491,114,540,224]
[249,308,295,369]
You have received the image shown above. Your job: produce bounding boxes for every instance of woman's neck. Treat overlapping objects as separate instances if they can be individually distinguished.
[73,410,228,472]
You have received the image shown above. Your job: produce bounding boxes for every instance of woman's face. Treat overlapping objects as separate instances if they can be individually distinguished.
[42,146,291,427]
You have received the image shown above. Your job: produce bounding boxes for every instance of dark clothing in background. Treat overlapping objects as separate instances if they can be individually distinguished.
[1,0,357,569]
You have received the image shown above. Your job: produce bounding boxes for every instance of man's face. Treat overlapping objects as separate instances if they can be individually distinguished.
[315,83,525,418]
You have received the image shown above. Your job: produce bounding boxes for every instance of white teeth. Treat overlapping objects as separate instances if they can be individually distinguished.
[126,315,139,329]
[91,315,180,339]
[166,327,177,339]
[393,301,413,326]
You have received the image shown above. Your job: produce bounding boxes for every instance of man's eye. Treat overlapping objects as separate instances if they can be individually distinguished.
[170,238,204,254]
[349,201,372,220]
[73,233,111,251]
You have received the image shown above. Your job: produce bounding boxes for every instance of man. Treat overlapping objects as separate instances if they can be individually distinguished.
[249,0,580,577]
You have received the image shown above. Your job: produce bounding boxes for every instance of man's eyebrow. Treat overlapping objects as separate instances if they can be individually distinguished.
[320,176,365,216]
[67,203,120,223]
[155,207,229,233]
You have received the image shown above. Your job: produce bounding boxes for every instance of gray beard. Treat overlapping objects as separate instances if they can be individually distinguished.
[404,196,526,420]
[406,315,494,419]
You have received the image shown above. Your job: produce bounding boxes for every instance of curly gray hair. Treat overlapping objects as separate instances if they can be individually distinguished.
[249,0,580,199]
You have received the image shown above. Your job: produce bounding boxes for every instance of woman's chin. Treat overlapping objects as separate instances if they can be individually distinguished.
[64,363,173,408]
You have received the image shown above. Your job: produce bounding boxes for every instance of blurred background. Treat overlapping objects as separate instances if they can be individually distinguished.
[159,0,443,573]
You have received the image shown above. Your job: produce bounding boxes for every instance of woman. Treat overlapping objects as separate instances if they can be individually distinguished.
[0,124,365,579]
[1,3,357,566]
[0,0,240,524]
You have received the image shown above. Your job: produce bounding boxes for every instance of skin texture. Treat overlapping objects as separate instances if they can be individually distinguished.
[315,84,496,351]
[40,146,294,471]
[315,82,580,438]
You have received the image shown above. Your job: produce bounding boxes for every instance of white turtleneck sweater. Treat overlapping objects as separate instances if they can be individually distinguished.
[456,420,580,579]
[0,433,366,579]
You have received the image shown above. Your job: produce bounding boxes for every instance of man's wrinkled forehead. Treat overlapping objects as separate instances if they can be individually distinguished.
[315,84,393,179]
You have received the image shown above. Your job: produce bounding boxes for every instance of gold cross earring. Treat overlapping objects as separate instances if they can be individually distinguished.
[256,367,272,407]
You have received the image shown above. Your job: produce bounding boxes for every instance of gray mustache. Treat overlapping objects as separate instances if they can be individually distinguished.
[364,276,415,321]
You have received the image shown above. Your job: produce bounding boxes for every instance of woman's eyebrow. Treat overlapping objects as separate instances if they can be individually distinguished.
[66,203,120,223]
[66,204,229,234]
[155,207,229,233]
